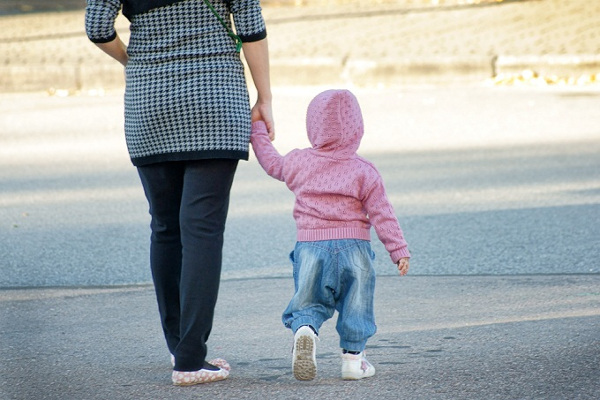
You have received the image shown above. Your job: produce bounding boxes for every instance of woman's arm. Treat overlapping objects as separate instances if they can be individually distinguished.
[85,0,125,64]
[243,38,274,140]
[94,34,129,66]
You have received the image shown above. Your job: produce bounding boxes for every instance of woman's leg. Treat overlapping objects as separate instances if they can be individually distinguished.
[138,159,238,371]
[137,162,186,355]
[175,158,238,371]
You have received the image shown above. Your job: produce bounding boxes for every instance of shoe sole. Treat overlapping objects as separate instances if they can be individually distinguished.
[172,369,229,386]
[341,356,375,380]
[173,374,228,386]
[341,370,376,380]
[293,334,316,381]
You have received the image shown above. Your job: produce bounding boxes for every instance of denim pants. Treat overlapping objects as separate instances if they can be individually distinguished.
[282,239,377,352]
[137,159,238,371]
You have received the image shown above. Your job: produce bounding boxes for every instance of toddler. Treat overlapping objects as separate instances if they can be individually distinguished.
[250,89,410,381]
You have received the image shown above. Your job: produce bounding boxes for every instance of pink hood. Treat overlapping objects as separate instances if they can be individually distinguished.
[306,89,364,159]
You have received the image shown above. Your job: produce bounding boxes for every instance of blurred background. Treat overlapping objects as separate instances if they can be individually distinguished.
[0,0,599,92]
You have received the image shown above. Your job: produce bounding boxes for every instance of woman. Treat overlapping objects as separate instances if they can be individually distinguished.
[85,0,274,385]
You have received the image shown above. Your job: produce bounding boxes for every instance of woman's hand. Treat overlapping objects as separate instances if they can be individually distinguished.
[251,100,274,141]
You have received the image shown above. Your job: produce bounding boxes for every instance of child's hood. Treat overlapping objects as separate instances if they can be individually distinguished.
[306,89,364,159]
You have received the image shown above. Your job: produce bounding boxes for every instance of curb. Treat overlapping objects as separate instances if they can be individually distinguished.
[494,54,600,77]
[1,55,599,92]
[267,56,493,86]
[0,63,125,92]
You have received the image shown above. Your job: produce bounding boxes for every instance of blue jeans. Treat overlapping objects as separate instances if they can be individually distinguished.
[282,239,377,352]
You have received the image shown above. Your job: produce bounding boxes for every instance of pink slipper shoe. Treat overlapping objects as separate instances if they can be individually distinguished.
[170,355,229,371]
[171,359,230,386]
[208,358,231,372]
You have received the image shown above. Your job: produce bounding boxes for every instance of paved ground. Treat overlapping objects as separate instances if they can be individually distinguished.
[1,275,599,399]
[1,1,599,399]
[2,85,600,286]
[1,84,599,399]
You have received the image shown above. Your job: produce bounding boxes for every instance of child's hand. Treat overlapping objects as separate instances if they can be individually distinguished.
[397,258,409,276]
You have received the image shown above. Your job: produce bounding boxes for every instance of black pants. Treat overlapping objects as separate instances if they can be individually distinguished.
[137,159,238,371]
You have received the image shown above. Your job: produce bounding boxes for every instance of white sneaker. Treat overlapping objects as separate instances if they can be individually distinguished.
[341,351,376,380]
[292,326,317,380]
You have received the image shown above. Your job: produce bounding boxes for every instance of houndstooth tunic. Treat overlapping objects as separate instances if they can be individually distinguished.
[85,0,267,166]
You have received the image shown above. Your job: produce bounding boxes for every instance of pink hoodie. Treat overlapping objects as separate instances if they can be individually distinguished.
[250,89,410,263]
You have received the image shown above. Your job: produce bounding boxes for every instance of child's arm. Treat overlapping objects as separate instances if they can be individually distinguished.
[250,121,286,181]
[363,178,411,267]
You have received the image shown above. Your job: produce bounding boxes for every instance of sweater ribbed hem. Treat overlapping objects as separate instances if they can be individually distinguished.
[297,227,371,242]
[131,150,248,166]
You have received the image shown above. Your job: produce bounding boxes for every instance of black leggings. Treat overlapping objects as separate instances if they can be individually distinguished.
[137,158,238,371]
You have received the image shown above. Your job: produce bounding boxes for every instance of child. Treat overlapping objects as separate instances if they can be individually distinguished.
[250,89,410,381]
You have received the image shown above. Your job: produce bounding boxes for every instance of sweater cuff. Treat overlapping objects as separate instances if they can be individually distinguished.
[88,31,117,44]
[251,120,268,135]
[239,29,267,43]
[390,247,411,263]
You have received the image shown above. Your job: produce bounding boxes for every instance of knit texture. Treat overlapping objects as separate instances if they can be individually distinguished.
[251,89,410,263]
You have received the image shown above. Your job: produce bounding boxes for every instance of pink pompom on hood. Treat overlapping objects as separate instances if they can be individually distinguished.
[306,89,364,159]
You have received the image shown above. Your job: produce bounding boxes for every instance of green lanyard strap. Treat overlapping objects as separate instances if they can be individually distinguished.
[201,0,243,53]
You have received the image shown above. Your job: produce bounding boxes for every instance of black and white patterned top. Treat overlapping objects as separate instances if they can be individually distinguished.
[85,0,267,166]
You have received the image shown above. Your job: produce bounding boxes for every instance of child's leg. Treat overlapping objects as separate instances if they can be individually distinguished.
[335,240,377,353]
[282,242,337,334]
[282,241,337,380]
[335,240,377,380]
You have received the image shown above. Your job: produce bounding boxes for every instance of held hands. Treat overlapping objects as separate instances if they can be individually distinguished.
[251,100,275,141]
[397,257,410,276]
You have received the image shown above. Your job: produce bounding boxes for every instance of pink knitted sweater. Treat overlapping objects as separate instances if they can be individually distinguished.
[250,89,410,263]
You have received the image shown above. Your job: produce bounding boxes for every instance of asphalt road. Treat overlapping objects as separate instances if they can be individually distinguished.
[1,85,600,287]
[1,84,599,400]
[1,275,599,400]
